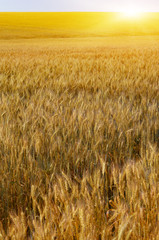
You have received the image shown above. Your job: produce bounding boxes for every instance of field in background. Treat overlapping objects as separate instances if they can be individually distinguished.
[0,13,159,239]
[1,12,159,38]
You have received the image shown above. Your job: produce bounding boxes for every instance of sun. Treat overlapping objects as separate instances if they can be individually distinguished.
[121,9,143,19]
[123,10,140,17]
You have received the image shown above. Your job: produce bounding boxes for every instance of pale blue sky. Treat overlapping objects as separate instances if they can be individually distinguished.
[0,0,159,12]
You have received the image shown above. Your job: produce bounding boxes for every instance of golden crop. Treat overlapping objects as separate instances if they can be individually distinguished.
[1,12,159,38]
[0,28,159,239]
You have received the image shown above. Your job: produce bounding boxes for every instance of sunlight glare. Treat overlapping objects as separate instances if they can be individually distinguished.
[121,9,143,19]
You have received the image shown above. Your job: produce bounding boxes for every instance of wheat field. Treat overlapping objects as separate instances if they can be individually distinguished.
[0,13,159,239]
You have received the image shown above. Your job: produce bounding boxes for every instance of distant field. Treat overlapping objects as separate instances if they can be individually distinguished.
[0,12,159,38]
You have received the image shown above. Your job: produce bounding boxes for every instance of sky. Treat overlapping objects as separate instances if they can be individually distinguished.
[0,0,159,12]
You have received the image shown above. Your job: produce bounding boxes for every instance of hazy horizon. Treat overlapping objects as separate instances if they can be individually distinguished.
[0,12,159,39]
